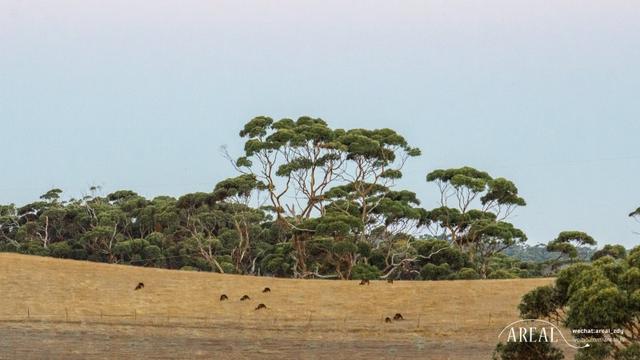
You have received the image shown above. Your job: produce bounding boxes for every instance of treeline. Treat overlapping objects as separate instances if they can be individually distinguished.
[0,117,621,280]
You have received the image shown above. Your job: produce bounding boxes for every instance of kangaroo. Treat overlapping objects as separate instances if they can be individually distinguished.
[255,303,267,310]
[134,282,144,291]
[219,294,228,301]
[262,287,271,293]
[359,279,370,286]
[240,295,251,301]
[393,313,404,321]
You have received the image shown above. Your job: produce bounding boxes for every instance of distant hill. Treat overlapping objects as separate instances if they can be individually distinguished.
[502,243,596,262]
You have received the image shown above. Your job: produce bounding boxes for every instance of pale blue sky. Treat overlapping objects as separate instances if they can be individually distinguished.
[1,1,639,247]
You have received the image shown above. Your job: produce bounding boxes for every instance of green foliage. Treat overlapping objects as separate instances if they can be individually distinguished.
[518,286,560,320]
[421,263,452,280]
[414,239,469,270]
[592,244,627,261]
[493,335,565,360]
[0,118,560,283]
[503,243,595,263]
[48,241,72,258]
[456,267,480,279]
[212,174,265,201]
[616,343,640,360]
[424,166,527,277]
[545,231,597,273]
[574,343,613,360]
[488,269,516,279]
[351,263,381,280]
[518,248,640,359]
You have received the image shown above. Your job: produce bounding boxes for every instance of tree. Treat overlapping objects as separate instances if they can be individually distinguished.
[493,335,565,360]
[233,117,346,220]
[423,167,527,277]
[592,244,627,261]
[518,249,640,359]
[212,174,267,274]
[0,204,20,250]
[546,231,597,269]
[518,285,562,322]
[230,116,421,277]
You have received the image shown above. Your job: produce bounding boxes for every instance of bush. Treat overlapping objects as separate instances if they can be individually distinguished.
[24,242,50,256]
[488,269,516,279]
[220,262,236,274]
[142,245,164,267]
[518,248,640,359]
[518,285,559,319]
[49,241,72,258]
[421,263,452,280]
[351,263,381,280]
[493,338,564,360]
[414,240,469,270]
[574,343,612,360]
[456,267,480,280]
[591,244,627,261]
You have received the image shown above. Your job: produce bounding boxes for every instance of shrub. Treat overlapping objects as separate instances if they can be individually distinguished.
[24,242,49,256]
[220,262,236,274]
[351,263,381,280]
[49,241,72,258]
[493,337,564,360]
[518,285,559,320]
[456,267,480,280]
[421,263,452,280]
[488,269,516,279]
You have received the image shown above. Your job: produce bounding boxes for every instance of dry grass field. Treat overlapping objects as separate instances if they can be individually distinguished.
[0,253,559,359]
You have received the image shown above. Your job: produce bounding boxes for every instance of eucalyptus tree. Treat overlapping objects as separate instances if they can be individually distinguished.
[174,192,227,272]
[423,167,527,277]
[0,204,19,250]
[546,231,597,265]
[233,116,346,220]
[231,116,421,277]
[333,128,421,240]
[12,189,68,251]
[232,117,347,275]
[212,174,267,274]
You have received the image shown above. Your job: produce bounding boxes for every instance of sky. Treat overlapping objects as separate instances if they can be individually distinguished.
[1,0,639,247]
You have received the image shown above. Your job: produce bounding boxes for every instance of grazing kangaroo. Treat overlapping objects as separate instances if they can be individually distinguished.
[219,294,228,301]
[262,287,271,293]
[359,279,370,286]
[384,317,392,323]
[393,313,404,321]
[387,279,394,284]
[255,303,267,310]
[240,295,251,301]
[134,282,144,291]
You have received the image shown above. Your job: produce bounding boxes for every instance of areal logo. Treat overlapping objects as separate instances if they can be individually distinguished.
[498,319,590,350]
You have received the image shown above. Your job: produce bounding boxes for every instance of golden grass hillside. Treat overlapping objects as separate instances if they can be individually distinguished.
[0,253,555,359]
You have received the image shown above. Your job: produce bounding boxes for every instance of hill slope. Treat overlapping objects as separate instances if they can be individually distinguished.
[0,253,554,359]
